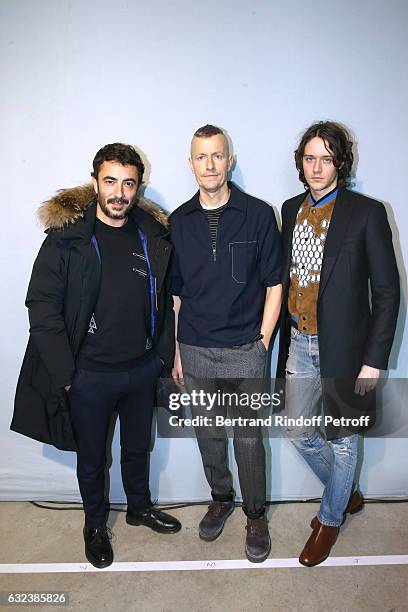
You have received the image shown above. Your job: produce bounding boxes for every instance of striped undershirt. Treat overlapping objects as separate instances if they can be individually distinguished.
[200,201,229,251]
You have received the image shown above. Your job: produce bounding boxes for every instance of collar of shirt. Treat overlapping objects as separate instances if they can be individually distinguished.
[200,199,229,211]
[309,186,338,208]
[182,182,246,216]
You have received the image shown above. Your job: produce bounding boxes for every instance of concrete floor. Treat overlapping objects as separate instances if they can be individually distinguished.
[0,501,407,612]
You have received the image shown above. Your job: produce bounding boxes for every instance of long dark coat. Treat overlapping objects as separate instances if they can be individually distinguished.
[11,185,174,451]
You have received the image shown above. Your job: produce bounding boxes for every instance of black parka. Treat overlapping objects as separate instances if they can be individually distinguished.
[11,186,174,451]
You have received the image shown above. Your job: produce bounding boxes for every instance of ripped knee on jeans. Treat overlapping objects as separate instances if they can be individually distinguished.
[329,437,354,455]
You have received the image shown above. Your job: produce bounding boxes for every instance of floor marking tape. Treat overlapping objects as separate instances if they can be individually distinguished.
[0,555,407,573]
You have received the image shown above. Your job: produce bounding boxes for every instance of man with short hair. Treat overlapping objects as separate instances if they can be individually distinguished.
[277,122,400,566]
[171,125,282,563]
[12,143,181,568]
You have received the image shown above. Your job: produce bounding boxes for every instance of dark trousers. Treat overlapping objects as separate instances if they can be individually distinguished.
[179,341,268,519]
[69,353,162,527]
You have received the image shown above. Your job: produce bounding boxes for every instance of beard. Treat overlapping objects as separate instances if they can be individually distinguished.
[98,194,138,220]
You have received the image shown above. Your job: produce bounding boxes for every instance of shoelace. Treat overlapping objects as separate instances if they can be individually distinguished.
[207,502,230,517]
[246,519,267,536]
[93,526,115,543]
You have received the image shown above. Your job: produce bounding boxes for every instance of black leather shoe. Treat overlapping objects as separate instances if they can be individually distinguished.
[126,506,181,533]
[198,500,235,541]
[83,526,113,569]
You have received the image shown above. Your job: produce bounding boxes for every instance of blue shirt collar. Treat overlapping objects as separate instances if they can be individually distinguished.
[310,186,338,207]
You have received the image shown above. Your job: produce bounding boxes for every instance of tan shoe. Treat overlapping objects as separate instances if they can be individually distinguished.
[310,490,364,530]
[345,490,364,515]
[299,519,339,567]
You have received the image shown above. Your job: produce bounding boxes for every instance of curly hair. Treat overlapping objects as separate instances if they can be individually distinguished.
[92,143,145,184]
[295,122,354,188]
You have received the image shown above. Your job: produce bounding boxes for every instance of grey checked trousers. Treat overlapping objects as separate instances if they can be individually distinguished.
[179,340,268,519]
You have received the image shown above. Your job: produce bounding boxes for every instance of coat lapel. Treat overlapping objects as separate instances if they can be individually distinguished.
[148,234,172,293]
[318,188,353,301]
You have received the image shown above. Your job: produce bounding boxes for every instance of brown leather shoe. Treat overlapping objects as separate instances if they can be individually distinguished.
[346,490,364,515]
[199,501,234,541]
[245,517,271,563]
[310,490,364,530]
[299,519,339,567]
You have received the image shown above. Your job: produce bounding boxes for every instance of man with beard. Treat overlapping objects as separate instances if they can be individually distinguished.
[12,143,181,568]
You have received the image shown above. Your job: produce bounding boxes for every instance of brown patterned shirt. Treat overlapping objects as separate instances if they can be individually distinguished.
[288,190,337,334]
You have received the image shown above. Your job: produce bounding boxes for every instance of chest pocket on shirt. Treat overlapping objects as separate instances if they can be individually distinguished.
[229,241,258,284]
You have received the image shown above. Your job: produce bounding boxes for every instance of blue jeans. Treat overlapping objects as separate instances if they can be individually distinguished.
[285,327,358,527]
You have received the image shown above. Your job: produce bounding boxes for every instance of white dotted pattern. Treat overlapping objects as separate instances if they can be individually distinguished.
[290,213,330,288]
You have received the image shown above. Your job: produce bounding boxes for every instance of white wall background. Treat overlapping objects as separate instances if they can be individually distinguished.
[1,0,407,502]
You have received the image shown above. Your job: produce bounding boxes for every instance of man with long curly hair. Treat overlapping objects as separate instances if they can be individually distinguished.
[276,121,399,566]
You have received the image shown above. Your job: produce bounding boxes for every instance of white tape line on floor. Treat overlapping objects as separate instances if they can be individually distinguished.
[0,556,407,573]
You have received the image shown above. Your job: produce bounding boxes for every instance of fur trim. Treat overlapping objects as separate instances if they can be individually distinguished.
[38,183,168,230]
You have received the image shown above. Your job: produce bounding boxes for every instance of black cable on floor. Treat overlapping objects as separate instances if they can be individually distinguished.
[28,497,408,512]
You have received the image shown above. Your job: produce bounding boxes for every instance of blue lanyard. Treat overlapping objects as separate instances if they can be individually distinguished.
[91,234,101,262]
[137,227,155,338]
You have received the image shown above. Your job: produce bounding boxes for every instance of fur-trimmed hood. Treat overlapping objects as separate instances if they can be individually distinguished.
[38,183,168,230]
